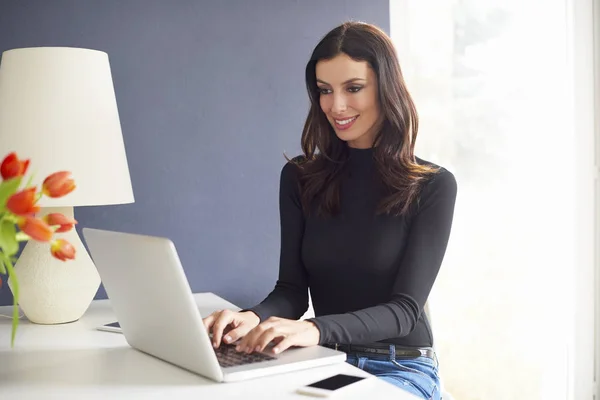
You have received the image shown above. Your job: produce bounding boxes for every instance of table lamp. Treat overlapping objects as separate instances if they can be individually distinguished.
[0,47,134,324]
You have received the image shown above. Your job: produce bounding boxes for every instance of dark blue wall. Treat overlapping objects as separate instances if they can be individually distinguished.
[0,0,390,308]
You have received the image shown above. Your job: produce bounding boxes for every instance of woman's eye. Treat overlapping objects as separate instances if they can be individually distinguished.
[318,87,332,95]
[348,86,362,93]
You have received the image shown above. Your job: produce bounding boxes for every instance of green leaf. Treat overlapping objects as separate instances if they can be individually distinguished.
[0,219,18,257]
[0,257,5,275]
[0,177,22,213]
[15,231,30,242]
[0,252,19,347]
[3,213,17,224]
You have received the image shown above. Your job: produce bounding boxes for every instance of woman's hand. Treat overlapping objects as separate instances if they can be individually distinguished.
[202,309,260,348]
[235,317,320,355]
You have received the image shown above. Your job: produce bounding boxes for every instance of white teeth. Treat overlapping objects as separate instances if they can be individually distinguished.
[335,116,357,125]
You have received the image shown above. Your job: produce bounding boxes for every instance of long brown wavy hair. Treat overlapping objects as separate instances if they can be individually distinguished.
[291,21,439,217]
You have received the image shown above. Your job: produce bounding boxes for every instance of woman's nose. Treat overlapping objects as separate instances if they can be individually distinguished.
[331,93,347,114]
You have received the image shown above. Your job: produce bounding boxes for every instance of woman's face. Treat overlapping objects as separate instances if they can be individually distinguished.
[316,53,381,149]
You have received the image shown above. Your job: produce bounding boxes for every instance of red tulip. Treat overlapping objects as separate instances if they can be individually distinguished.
[18,216,53,242]
[0,152,30,180]
[43,213,77,233]
[6,188,40,216]
[51,239,76,261]
[42,171,76,198]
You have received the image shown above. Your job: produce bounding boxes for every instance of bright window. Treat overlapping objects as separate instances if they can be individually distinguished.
[390,1,597,399]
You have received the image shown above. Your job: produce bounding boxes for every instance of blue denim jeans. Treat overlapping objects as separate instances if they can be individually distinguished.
[345,347,441,400]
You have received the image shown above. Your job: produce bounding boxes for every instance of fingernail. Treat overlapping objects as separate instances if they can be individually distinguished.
[273,347,280,354]
[224,335,231,343]
[213,342,217,348]
[255,346,261,352]
[236,345,241,351]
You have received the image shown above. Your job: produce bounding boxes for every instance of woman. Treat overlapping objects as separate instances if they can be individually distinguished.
[203,21,457,400]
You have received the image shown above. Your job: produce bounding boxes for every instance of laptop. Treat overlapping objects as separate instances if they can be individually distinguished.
[82,227,346,382]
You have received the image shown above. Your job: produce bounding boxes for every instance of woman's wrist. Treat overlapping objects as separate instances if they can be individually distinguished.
[241,310,260,325]
[303,320,321,344]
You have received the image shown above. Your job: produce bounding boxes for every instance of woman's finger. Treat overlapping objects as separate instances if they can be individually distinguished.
[252,327,281,353]
[237,321,273,352]
[222,324,251,344]
[211,311,234,348]
[202,311,220,332]
[270,335,296,354]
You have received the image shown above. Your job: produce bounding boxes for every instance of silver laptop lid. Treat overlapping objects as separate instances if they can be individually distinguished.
[82,227,223,381]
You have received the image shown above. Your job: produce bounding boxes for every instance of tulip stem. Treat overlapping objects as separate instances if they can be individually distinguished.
[24,174,34,189]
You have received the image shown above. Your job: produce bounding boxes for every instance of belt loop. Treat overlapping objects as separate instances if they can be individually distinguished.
[388,344,396,361]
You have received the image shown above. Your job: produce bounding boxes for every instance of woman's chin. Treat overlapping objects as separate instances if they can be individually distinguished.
[334,132,371,147]
[334,130,359,142]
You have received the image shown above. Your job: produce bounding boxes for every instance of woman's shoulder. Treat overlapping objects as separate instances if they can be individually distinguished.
[289,154,308,164]
[414,156,457,195]
[279,154,307,182]
[282,154,308,170]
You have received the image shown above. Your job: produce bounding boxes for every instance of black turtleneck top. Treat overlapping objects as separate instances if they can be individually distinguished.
[248,147,457,348]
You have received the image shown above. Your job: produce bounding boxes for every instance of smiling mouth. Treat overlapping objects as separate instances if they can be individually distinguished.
[333,115,359,130]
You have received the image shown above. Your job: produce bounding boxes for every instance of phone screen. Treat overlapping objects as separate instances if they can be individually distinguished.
[307,374,365,391]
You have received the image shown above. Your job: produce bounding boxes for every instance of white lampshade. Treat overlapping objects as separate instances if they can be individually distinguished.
[0,47,134,207]
[0,47,135,326]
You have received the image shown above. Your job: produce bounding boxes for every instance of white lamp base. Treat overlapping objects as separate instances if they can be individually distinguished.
[9,207,100,324]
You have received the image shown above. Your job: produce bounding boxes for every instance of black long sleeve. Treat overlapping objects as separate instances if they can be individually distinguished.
[247,158,311,321]
[248,147,457,347]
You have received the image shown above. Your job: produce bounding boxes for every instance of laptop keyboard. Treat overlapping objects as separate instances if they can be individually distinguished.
[215,343,276,368]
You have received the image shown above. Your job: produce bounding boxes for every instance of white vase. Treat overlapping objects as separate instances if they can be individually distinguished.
[9,207,100,324]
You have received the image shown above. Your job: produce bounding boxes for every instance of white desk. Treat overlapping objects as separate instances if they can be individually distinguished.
[0,292,417,399]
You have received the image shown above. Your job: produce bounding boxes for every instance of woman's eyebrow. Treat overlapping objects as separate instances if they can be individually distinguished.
[316,78,367,85]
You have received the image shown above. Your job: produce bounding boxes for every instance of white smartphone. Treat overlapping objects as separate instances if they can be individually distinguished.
[296,374,366,397]
[96,321,122,333]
